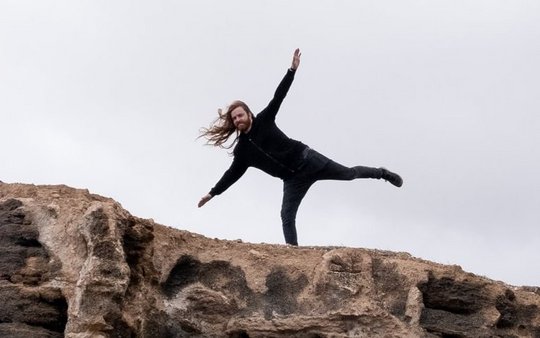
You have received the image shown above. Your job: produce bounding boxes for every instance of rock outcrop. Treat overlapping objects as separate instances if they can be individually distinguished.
[1,182,539,337]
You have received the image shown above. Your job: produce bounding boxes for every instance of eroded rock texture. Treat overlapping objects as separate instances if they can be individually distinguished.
[1,183,539,337]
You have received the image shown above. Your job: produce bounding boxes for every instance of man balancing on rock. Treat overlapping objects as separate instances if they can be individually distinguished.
[198,48,402,246]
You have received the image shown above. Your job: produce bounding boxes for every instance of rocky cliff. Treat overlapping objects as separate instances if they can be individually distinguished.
[0,182,539,337]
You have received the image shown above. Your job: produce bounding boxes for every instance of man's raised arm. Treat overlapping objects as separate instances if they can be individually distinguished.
[258,49,302,121]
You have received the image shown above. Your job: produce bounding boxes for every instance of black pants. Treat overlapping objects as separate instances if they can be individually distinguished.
[281,148,383,245]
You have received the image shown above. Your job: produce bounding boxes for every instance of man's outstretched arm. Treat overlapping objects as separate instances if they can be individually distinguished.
[259,49,302,121]
[197,157,248,208]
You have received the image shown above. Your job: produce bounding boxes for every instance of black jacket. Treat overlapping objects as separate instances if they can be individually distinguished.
[209,69,307,196]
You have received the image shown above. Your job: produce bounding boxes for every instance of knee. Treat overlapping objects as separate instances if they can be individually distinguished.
[349,168,360,180]
[281,208,295,223]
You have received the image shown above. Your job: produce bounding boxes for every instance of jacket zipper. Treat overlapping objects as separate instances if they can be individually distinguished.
[248,138,295,174]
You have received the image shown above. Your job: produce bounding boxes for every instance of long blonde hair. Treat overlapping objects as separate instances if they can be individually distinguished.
[199,100,254,149]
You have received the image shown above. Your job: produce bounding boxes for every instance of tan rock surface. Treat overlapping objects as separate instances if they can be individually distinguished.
[1,182,539,337]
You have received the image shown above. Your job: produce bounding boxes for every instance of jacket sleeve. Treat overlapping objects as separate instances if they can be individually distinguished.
[209,156,248,196]
[257,68,296,122]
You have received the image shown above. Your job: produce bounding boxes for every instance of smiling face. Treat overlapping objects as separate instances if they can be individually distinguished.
[230,106,253,133]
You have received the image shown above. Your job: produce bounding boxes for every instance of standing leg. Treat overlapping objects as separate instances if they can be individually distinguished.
[281,177,314,246]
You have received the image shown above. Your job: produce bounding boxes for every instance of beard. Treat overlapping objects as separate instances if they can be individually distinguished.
[236,119,251,132]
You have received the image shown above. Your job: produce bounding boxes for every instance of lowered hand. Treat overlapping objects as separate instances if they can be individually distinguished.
[198,193,213,208]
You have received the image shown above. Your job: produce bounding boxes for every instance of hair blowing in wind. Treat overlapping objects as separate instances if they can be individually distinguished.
[199,100,252,149]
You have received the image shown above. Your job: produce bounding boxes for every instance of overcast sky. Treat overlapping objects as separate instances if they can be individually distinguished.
[2,1,539,287]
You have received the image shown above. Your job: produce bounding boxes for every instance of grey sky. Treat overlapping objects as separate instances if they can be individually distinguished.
[2,1,539,286]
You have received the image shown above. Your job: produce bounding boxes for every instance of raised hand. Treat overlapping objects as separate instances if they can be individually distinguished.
[291,48,301,70]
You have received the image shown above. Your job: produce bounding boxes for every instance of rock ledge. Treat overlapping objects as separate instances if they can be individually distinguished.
[1,183,539,337]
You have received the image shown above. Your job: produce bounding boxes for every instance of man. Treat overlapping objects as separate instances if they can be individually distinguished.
[198,49,402,246]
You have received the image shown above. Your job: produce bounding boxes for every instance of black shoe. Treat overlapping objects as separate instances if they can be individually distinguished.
[380,168,403,187]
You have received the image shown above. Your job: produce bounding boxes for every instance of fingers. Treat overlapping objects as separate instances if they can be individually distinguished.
[291,48,301,70]
[198,196,206,208]
[198,194,212,208]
